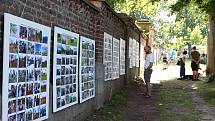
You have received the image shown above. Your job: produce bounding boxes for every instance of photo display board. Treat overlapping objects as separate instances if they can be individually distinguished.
[132,39,137,67]
[103,32,113,81]
[136,41,140,67]
[53,27,79,112]
[2,13,51,121]
[112,38,120,79]
[120,38,126,75]
[129,38,133,68]
[79,36,95,103]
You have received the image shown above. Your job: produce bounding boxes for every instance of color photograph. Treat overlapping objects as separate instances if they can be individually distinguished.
[27,69,34,82]
[40,93,46,105]
[34,94,40,107]
[82,41,88,49]
[8,114,16,121]
[19,26,27,39]
[8,99,16,114]
[72,37,78,46]
[18,69,26,82]
[18,83,26,97]
[57,33,62,43]
[33,107,40,120]
[57,44,61,54]
[56,66,61,75]
[62,35,66,44]
[9,69,17,83]
[9,38,18,53]
[66,45,71,55]
[19,40,27,53]
[26,96,33,109]
[42,34,48,44]
[66,85,70,94]
[35,43,42,55]
[9,54,18,68]
[40,105,47,117]
[62,57,66,65]
[18,98,25,111]
[26,83,33,95]
[61,87,66,96]
[17,112,25,121]
[41,44,48,56]
[8,84,17,98]
[41,69,47,80]
[57,98,61,108]
[70,85,73,93]
[57,87,61,97]
[61,76,65,85]
[41,81,46,92]
[27,55,34,68]
[34,83,40,94]
[66,57,70,65]
[19,54,26,68]
[27,42,35,54]
[66,35,71,45]
[61,66,66,75]
[36,30,42,42]
[57,56,61,65]
[61,97,66,106]
[28,28,36,42]
[35,56,42,68]
[10,23,19,37]
[72,47,77,55]
[42,57,48,68]
[73,75,76,83]
[34,69,41,81]
[56,76,61,86]
[26,109,33,121]
[61,44,66,55]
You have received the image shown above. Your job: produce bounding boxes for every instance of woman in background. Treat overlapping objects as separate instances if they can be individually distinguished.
[179,50,187,79]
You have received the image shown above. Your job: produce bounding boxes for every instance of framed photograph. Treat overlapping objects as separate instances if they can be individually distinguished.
[120,38,126,75]
[103,32,113,81]
[79,36,95,103]
[2,13,51,121]
[53,27,79,112]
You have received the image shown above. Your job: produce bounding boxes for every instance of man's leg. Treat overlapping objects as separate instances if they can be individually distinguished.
[192,71,195,80]
[146,82,151,96]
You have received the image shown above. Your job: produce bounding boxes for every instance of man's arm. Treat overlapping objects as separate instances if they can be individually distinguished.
[147,62,153,70]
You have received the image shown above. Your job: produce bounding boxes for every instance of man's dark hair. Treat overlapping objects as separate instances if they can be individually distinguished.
[192,46,196,50]
[183,51,187,55]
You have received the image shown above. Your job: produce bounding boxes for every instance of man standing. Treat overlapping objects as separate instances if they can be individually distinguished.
[144,45,154,98]
[191,46,200,81]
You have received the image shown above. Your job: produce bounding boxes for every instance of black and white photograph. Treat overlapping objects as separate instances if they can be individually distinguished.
[34,69,41,81]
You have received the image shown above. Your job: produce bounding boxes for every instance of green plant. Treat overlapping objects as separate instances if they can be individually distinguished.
[206,74,214,83]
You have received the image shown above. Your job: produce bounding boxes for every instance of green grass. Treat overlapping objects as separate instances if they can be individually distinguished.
[197,80,215,105]
[158,82,199,121]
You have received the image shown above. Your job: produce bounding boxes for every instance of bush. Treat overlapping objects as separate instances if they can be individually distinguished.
[206,74,214,83]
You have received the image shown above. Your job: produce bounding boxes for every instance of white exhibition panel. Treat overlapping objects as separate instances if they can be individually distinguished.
[120,38,126,75]
[53,27,79,112]
[132,39,136,67]
[79,36,95,103]
[2,13,51,121]
[129,38,133,68]
[112,38,120,79]
[136,41,140,67]
[103,32,113,81]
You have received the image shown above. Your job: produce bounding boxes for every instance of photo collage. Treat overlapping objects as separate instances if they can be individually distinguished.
[132,39,137,67]
[79,36,95,103]
[129,38,133,68]
[5,19,50,121]
[53,27,79,112]
[103,32,113,81]
[135,41,140,67]
[120,38,126,75]
[112,38,120,79]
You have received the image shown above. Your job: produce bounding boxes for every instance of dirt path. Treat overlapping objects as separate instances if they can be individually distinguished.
[122,83,160,121]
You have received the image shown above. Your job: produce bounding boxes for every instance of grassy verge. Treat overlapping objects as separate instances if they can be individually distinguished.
[86,84,130,121]
[157,81,199,121]
[197,79,215,105]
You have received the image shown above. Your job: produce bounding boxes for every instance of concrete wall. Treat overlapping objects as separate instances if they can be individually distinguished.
[0,0,141,121]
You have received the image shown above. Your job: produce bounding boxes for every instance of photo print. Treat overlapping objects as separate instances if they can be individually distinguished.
[35,56,42,68]
[17,83,26,97]
[34,82,40,94]
[9,54,18,68]
[72,37,78,46]
[61,96,66,106]
[17,112,25,121]
[8,84,17,99]
[35,43,42,55]
[40,105,47,117]
[34,94,40,107]
[35,69,41,82]
[57,87,61,97]
[42,31,49,44]
[40,93,46,105]
[41,69,47,80]
[56,55,61,65]
[62,35,66,44]
[56,66,61,76]
[8,115,16,121]
[61,86,66,96]
[28,28,36,42]
[18,98,25,111]
[42,56,48,68]
[27,69,34,82]
[19,26,27,39]
[9,69,17,83]
[57,33,62,43]
[9,38,18,53]
[41,81,46,92]
[19,40,27,54]
[10,23,19,37]
[65,95,70,104]
[57,98,61,108]
[56,76,61,86]
[18,69,26,82]
[33,107,40,120]
[26,109,33,121]
[27,55,34,68]
[8,99,16,114]
[19,54,26,68]
[27,42,35,54]
[61,44,66,55]
[41,44,48,56]
[36,30,42,42]
[57,44,61,54]
[26,96,33,109]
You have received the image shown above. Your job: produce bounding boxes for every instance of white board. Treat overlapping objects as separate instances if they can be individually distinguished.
[129,38,133,68]
[53,27,79,112]
[79,36,95,103]
[120,38,126,75]
[112,38,120,79]
[103,32,113,81]
[2,13,51,121]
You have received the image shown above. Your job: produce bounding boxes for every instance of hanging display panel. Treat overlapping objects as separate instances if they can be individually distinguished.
[103,32,113,81]
[2,13,51,121]
[132,39,137,67]
[53,27,79,112]
[79,36,95,103]
[129,38,133,68]
[136,41,140,67]
[120,38,126,75]
[112,38,120,79]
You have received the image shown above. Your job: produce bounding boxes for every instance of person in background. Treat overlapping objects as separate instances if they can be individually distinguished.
[191,46,200,81]
[162,50,168,70]
[179,50,187,79]
[144,45,154,98]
